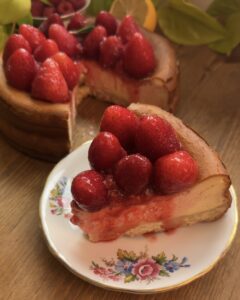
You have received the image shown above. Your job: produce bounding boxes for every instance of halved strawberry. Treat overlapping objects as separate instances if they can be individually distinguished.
[3,34,32,64]
[117,15,139,44]
[123,33,156,79]
[5,49,37,91]
[34,39,59,62]
[31,58,69,103]
[19,24,46,51]
[48,24,79,58]
[52,52,80,89]
[83,26,107,59]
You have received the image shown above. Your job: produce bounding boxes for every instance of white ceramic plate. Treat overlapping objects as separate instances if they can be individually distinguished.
[40,141,238,294]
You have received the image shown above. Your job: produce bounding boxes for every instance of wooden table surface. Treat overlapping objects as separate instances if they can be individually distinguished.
[1,45,240,300]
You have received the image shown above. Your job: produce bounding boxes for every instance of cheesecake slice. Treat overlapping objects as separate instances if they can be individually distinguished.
[70,104,231,242]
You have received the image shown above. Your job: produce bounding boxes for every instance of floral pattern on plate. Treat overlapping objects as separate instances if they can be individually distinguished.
[90,248,190,283]
[49,177,71,218]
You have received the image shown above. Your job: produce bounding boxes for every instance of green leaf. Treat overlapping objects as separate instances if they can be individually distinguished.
[0,0,31,25]
[17,13,33,26]
[152,252,167,264]
[41,0,52,6]
[158,0,227,45]
[124,274,136,283]
[207,0,240,17]
[172,254,178,261]
[209,12,240,55]
[87,0,114,16]
[159,269,170,277]
[117,249,138,262]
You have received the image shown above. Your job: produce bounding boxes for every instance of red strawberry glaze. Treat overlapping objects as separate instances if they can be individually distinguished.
[71,175,174,242]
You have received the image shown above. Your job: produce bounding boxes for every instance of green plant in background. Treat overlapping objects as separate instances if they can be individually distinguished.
[0,0,32,50]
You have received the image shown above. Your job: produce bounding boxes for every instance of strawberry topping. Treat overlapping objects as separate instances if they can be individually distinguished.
[135,115,181,161]
[100,105,139,149]
[99,36,124,68]
[52,52,80,89]
[153,151,199,194]
[114,154,152,194]
[3,34,32,64]
[31,58,69,103]
[5,49,37,91]
[71,170,108,212]
[19,24,46,51]
[95,11,118,36]
[123,33,156,79]
[88,132,126,172]
[83,25,107,59]
[34,39,59,62]
[117,15,139,44]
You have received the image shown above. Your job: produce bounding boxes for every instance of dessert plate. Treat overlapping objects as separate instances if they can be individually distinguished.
[39,141,238,294]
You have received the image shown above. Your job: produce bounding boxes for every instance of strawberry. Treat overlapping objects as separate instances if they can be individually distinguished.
[43,6,56,18]
[67,12,86,31]
[52,52,80,89]
[48,23,79,57]
[3,34,32,64]
[34,39,59,62]
[83,25,107,59]
[117,15,139,44]
[71,170,108,212]
[88,132,126,172]
[153,151,199,194]
[31,0,44,17]
[5,49,37,91]
[114,154,152,195]
[123,33,156,79]
[31,58,69,103]
[57,0,74,15]
[99,36,123,68]
[135,115,181,161]
[39,13,64,36]
[100,105,139,149]
[95,11,118,36]
[70,0,86,10]
[19,24,46,51]
[50,0,61,5]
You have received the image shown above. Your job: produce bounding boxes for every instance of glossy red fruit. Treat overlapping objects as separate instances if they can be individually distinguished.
[52,52,80,89]
[5,49,37,91]
[71,170,108,211]
[70,0,86,10]
[100,105,139,149]
[114,154,152,195]
[117,15,139,44]
[43,6,56,17]
[83,26,107,58]
[31,58,69,103]
[49,23,78,57]
[31,0,44,17]
[99,36,123,68]
[3,34,32,64]
[135,115,181,161]
[88,132,126,172]
[67,12,86,30]
[123,33,156,79]
[19,24,46,51]
[95,11,118,36]
[57,0,74,15]
[39,13,64,36]
[34,39,59,62]
[153,151,199,194]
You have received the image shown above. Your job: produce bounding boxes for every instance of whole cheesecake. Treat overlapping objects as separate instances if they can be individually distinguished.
[0,24,178,161]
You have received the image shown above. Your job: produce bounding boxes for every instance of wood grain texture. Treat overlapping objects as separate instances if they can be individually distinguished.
[1,45,240,300]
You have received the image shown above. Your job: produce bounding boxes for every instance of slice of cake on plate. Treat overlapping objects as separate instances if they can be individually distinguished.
[70,104,231,242]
